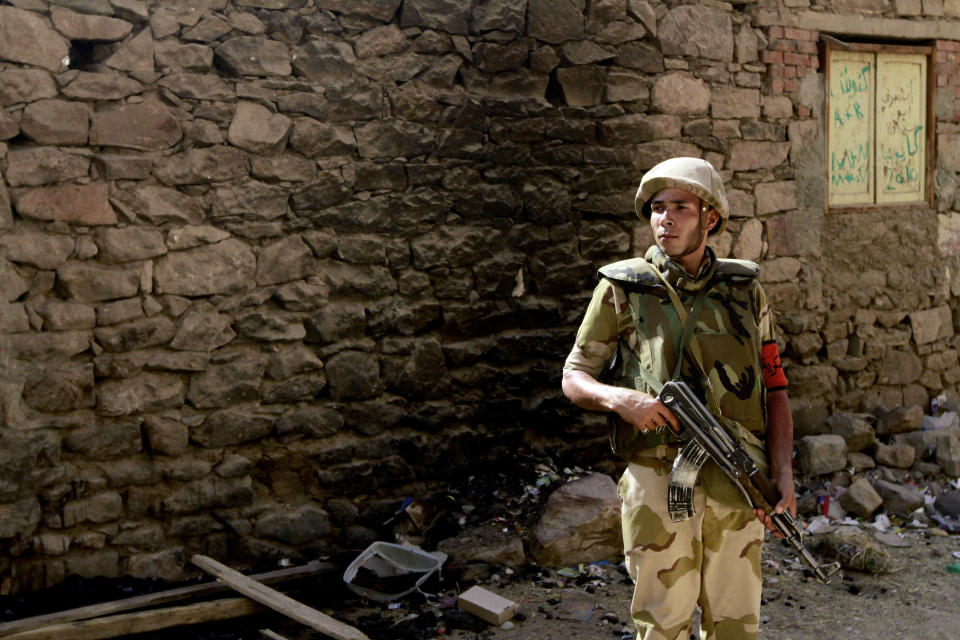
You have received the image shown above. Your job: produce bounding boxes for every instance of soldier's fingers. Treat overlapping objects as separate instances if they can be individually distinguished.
[659,405,681,432]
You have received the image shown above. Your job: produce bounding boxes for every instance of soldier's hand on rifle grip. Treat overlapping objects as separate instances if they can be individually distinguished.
[753,474,797,537]
[610,388,680,434]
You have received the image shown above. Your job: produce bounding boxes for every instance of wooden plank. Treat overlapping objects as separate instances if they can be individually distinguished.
[0,560,333,637]
[1,597,264,640]
[192,555,370,640]
[260,630,290,640]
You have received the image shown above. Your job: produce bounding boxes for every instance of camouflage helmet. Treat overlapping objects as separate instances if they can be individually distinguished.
[635,157,729,234]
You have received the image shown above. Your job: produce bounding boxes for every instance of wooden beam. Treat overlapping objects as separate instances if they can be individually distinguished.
[0,597,264,640]
[0,560,334,637]
[191,555,370,640]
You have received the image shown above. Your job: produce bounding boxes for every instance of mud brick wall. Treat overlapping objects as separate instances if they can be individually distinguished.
[1,0,960,591]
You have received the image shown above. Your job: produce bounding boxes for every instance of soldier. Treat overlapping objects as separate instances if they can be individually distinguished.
[561,157,795,640]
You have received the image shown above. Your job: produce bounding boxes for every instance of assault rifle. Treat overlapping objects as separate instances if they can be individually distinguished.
[657,380,841,584]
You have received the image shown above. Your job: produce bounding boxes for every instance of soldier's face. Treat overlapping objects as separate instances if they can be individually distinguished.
[649,188,717,260]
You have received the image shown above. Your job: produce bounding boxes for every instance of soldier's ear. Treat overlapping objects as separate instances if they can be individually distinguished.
[702,207,720,232]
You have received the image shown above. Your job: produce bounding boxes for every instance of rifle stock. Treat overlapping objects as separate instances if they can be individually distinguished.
[658,380,840,584]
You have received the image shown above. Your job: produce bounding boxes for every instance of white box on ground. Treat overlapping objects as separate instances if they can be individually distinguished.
[457,585,517,625]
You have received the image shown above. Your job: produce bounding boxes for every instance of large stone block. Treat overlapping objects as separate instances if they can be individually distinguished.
[154,239,256,297]
[154,40,214,70]
[326,351,380,401]
[401,0,471,34]
[527,0,584,43]
[105,26,155,76]
[63,419,143,459]
[154,146,249,186]
[210,182,289,220]
[234,311,306,342]
[215,36,291,76]
[144,416,190,457]
[94,317,176,353]
[5,147,90,187]
[291,39,357,83]
[90,98,182,150]
[838,477,882,518]
[56,261,140,303]
[191,410,274,448]
[531,472,622,566]
[659,5,733,61]
[227,101,292,154]
[158,73,234,100]
[878,349,923,386]
[0,7,69,72]
[0,231,74,270]
[651,72,710,115]
[275,406,344,438]
[38,301,96,331]
[188,359,264,409]
[874,442,916,468]
[15,183,117,226]
[97,372,184,417]
[254,505,331,545]
[727,141,790,170]
[111,186,205,225]
[825,413,875,452]
[23,363,95,412]
[355,119,433,159]
[755,181,797,215]
[51,6,132,41]
[305,303,366,343]
[0,69,58,107]
[909,305,954,345]
[872,479,924,516]
[97,227,167,263]
[170,302,236,352]
[64,71,143,100]
[786,365,838,397]
[411,226,489,269]
[711,87,761,119]
[21,100,90,145]
[62,492,124,528]
[471,0,526,33]
[936,433,960,476]
[0,498,42,539]
[257,235,314,286]
[556,66,606,107]
[876,404,924,436]
[797,434,848,476]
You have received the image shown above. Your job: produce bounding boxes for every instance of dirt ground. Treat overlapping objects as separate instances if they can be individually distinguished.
[330,461,960,640]
[348,526,960,640]
[481,530,960,640]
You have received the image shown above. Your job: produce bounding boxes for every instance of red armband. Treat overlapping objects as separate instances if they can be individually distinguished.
[761,341,788,391]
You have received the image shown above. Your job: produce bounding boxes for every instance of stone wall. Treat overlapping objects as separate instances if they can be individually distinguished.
[1,0,960,590]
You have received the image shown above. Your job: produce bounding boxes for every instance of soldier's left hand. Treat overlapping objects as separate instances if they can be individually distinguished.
[753,474,796,537]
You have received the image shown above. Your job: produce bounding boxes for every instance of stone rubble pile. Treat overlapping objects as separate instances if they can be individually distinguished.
[796,404,960,527]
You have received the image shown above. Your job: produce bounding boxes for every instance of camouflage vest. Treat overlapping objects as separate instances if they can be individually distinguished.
[600,247,768,461]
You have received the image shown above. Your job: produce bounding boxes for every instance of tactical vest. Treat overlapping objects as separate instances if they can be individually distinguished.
[599,253,768,460]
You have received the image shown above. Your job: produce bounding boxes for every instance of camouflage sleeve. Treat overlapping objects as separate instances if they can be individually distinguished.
[755,282,775,344]
[563,279,632,379]
[754,283,788,390]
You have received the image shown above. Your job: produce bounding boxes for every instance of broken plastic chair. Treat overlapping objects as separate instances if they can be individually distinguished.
[343,541,444,602]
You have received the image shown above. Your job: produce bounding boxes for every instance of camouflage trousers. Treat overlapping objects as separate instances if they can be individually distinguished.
[619,458,764,640]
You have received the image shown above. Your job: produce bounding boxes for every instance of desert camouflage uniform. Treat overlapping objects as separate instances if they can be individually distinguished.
[563,245,783,640]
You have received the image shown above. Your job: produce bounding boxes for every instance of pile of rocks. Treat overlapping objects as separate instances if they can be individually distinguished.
[797,404,960,524]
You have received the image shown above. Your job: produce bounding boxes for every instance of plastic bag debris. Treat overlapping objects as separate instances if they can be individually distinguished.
[343,541,444,602]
